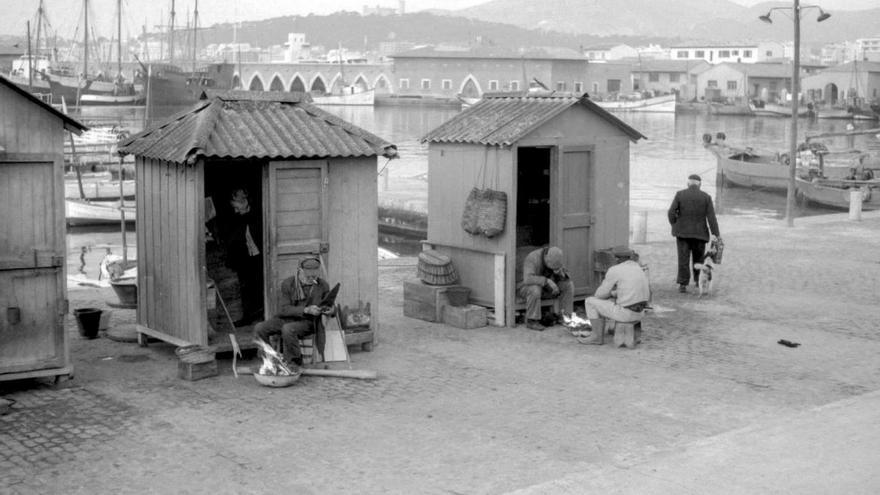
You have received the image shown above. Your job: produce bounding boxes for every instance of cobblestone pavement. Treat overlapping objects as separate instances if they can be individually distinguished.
[1,213,879,494]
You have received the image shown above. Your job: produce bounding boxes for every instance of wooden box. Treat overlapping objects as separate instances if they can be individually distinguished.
[403,279,456,322]
[442,304,488,329]
[178,359,218,381]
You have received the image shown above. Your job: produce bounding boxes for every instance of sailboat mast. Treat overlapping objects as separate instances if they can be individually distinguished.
[26,21,33,90]
[169,0,175,65]
[83,0,88,78]
[192,0,199,73]
[117,0,122,77]
[35,0,43,59]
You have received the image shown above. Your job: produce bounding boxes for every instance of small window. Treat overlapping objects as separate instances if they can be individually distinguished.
[488,80,499,91]
[649,73,659,82]
[376,78,387,89]
[708,80,718,88]
[669,73,680,83]
[695,50,705,58]
[744,50,752,58]
[573,82,583,93]
[556,81,566,91]
[727,80,737,90]
[719,50,731,58]
[510,80,520,91]
[677,50,688,58]
[421,79,431,90]
[399,78,410,89]
[442,79,452,90]
[766,50,773,57]
[732,50,739,56]
[592,82,599,93]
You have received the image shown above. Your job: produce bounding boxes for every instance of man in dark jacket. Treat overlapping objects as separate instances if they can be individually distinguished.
[667,174,720,293]
[225,188,264,325]
[254,257,332,370]
[517,246,574,331]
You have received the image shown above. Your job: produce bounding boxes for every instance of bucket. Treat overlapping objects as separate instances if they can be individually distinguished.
[445,287,471,307]
[74,308,103,339]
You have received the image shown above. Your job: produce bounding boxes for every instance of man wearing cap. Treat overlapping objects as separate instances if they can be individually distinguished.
[254,258,331,369]
[518,246,573,331]
[224,188,263,326]
[667,174,720,293]
[577,250,650,345]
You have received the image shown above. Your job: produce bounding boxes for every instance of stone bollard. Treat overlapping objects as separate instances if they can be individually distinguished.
[849,190,862,221]
[631,211,648,244]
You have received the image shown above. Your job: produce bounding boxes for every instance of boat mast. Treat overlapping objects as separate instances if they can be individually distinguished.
[192,0,199,73]
[34,0,43,60]
[169,0,175,65]
[117,0,122,79]
[83,0,88,78]
[26,21,33,91]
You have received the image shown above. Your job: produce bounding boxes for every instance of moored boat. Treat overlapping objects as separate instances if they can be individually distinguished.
[66,199,135,226]
[65,179,135,200]
[594,93,676,113]
[748,100,810,118]
[311,88,375,106]
[795,177,880,210]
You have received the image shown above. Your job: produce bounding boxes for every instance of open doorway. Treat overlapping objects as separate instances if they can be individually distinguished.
[204,161,265,332]
[515,147,553,277]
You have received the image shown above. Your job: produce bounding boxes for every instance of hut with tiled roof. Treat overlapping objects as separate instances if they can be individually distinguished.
[118,91,396,351]
[421,93,645,327]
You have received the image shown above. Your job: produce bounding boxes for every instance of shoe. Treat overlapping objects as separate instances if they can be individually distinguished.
[678,284,688,293]
[526,320,545,331]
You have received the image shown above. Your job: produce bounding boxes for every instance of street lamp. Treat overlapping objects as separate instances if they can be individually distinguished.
[759,1,830,227]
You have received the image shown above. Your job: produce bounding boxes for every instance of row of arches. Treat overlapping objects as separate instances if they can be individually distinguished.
[232,72,392,95]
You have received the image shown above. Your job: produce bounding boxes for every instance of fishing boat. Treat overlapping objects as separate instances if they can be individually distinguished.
[795,176,880,210]
[748,100,811,118]
[65,179,135,200]
[815,106,878,121]
[66,199,135,226]
[703,133,855,191]
[594,93,676,113]
[311,87,375,106]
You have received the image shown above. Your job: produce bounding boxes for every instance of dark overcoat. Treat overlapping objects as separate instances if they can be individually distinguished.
[667,185,720,241]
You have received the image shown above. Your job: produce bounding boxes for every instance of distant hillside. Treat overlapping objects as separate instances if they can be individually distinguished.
[197,11,670,54]
[440,0,880,43]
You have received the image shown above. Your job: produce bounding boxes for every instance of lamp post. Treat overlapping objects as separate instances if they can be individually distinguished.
[759,1,830,227]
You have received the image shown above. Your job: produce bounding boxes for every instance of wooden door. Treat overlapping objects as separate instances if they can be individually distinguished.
[263,160,328,315]
[0,161,66,373]
[553,146,593,296]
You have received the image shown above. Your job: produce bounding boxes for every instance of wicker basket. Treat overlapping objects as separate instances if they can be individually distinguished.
[175,345,215,364]
[418,249,459,285]
[476,189,507,238]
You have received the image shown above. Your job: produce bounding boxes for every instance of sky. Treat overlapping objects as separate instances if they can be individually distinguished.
[1,0,876,38]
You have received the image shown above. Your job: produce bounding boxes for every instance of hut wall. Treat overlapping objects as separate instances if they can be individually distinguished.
[517,107,631,251]
[427,144,515,307]
[0,84,68,375]
[136,157,207,345]
[326,157,379,328]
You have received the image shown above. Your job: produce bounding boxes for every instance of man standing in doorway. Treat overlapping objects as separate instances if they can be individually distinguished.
[226,188,264,326]
[667,174,720,293]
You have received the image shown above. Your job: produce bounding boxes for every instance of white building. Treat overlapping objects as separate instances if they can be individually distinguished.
[583,43,639,62]
[669,41,792,64]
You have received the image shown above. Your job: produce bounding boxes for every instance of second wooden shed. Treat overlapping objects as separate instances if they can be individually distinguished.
[118,91,397,351]
[421,93,645,327]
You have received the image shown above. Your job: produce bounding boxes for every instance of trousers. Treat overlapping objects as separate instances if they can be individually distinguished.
[255,317,316,363]
[675,237,706,286]
[518,279,573,321]
[584,297,643,323]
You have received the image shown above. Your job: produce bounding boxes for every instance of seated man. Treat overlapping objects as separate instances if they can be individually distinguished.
[578,251,650,345]
[517,246,574,331]
[254,258,331,369]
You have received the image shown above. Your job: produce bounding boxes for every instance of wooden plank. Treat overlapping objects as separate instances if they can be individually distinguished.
[493,252,506,327]
[0,365,74,383]
[135,324,193,348]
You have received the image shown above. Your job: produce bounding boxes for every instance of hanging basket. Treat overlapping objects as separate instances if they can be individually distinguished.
[461,187,484,235]
[476,189,507,238]
[417,249,459,286]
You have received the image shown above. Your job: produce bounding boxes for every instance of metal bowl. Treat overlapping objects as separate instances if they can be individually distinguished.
[253,371,301,388]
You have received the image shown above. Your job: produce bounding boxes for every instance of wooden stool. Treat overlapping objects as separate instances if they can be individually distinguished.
[612,321,642,349]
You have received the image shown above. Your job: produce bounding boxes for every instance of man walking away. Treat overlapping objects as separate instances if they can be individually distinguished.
[667,174,720,293]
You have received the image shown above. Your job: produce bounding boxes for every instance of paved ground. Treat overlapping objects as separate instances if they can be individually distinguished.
[1,211,879,494]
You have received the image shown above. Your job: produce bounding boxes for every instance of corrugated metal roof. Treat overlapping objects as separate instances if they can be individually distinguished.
[118,91,396,163]
[0,75,87,134]
[421,94,645,146]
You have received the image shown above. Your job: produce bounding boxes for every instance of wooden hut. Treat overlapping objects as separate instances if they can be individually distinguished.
[421,94,645,327]
[0,75,87,382]
[117,91,396,351]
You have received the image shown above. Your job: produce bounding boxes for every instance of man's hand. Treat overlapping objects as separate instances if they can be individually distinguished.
[545,279,559,296]
[304,305,322,316]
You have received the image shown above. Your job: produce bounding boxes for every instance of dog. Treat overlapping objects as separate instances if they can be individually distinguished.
[693,238,721,297]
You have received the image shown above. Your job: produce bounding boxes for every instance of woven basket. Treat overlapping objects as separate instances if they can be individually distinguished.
[476,189,507,238]
[175,345,215,364]
[460,187,483,235]
[418,250,459,285]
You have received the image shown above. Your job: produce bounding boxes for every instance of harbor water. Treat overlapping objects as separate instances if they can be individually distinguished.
[65,104,880,277]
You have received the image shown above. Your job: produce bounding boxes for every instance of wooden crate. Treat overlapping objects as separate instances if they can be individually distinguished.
[178,359,218,381]
[442,304,488,329]
[403,279,458,322]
